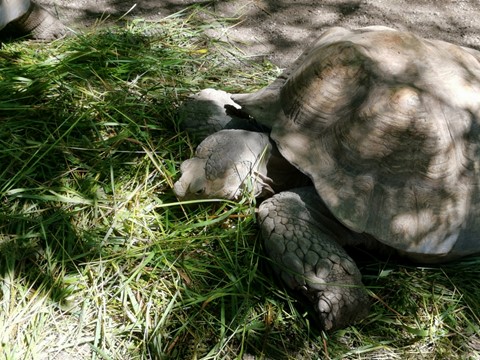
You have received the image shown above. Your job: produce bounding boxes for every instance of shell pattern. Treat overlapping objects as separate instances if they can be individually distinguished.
[234,26,480,258]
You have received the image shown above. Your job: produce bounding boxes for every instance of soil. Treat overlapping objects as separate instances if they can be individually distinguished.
[37,0,480,68]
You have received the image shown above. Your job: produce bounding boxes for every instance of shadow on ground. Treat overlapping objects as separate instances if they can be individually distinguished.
[42,0,480,67]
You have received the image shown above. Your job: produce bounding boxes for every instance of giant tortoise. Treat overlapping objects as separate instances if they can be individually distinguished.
[0,0,67,40]
[173,26,480,330]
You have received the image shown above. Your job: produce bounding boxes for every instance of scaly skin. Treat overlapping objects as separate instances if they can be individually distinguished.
[1,2,68,40]
[258,187,370,330]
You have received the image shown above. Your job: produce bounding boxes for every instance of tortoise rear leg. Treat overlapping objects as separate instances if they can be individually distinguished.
[258,187,370,330]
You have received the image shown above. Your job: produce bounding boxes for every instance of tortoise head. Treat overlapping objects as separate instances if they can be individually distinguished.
[173,130,274,201]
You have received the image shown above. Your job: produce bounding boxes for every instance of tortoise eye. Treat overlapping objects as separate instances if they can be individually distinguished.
[195,188,205,195]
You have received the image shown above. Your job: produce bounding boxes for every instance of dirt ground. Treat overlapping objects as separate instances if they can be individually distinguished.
[37,0,480,68]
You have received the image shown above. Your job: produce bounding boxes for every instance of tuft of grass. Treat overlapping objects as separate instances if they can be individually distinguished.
[0,5,479,360]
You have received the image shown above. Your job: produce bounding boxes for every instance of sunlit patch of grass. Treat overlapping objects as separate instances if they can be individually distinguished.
[0,5,479,360]
[325,259,480,359]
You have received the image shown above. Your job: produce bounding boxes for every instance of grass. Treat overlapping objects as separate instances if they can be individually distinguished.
[0,6,479,359]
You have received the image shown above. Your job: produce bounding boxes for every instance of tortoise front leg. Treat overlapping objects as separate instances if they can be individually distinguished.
[258,187,370,330]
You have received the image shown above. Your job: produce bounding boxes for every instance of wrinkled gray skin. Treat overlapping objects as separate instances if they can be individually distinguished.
[173,128,310,200]
[174,26,480,330]
[0,0,68,40]
[177,89,268,143]
[174,129,274,200]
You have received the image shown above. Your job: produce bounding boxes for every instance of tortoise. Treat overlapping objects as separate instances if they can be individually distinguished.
[173,26,480,330]
[0,0,68,40]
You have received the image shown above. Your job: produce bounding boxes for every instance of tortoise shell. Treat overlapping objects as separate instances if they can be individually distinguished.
[233,26,480,257]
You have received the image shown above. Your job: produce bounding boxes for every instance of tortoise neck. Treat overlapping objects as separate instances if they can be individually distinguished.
[232,86,282,128]
[266,139,312,194]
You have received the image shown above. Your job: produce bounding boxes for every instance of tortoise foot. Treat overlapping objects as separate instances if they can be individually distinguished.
[258,187,370,330]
